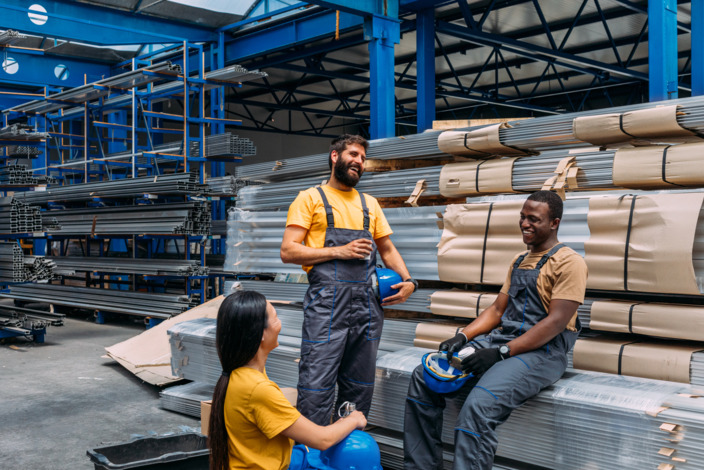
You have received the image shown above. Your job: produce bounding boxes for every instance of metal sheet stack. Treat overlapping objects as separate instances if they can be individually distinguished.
[0,196,43,233]
[46,202,211,236]
[159,381,214,417]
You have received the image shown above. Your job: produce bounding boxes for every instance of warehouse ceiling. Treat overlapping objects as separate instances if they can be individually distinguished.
[0,0,695,138]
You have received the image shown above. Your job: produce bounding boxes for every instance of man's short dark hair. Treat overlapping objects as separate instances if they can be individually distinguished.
[328,134,368,169]
[527,190,563,220]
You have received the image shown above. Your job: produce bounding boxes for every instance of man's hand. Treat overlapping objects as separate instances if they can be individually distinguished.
[438,333,467,355]
[380,281,415,306]
[461,348,501,375]
[335,238,373,260]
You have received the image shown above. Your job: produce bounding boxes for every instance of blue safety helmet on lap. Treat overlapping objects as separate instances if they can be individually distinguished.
[321,430,382,470]
[422,351,473,394]
[372,267,402,301]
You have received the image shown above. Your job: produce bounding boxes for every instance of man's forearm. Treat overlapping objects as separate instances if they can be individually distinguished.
[280,241,340,266]
[377,240,411,280]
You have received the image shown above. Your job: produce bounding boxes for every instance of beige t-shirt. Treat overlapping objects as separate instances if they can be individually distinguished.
[500,245,588,331]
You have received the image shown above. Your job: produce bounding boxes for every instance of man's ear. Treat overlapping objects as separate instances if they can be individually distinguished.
[330,150,339,166]
[551,217,561,230]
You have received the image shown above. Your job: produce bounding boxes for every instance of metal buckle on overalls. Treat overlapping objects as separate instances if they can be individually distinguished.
[337,401,356,418]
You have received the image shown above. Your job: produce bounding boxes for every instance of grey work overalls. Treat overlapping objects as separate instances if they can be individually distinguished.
[404,244,580,470]
[296,186,384,426]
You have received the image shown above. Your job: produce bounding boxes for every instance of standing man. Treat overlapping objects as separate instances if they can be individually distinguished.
[281,134,417,425]
[404,190,587,470]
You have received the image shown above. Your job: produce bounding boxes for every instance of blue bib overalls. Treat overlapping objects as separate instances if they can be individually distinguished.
[404,244,580,470]
[297,187,385,425]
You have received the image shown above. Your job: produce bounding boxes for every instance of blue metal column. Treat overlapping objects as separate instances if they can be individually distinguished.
[366,15,400,138]
[693,0,704,95]
[416,7,435,132]
[648,0,679,101]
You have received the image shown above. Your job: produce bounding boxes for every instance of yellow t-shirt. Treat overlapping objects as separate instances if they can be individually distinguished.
[499,245,587,332]
[224,367,301,470]
[285,185,393,272]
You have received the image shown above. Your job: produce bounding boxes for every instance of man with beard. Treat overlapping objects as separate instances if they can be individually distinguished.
[281,134,416,425]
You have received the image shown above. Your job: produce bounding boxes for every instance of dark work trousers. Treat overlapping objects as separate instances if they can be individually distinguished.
[404,244,580,470]
[297,187,384,426]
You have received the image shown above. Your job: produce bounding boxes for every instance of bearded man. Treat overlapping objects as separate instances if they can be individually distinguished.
[281,134,416,425]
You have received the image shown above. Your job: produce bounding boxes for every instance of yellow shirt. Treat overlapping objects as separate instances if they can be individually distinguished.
[224,367,301,470]
[499,245,588,332]
[285,185,393,272]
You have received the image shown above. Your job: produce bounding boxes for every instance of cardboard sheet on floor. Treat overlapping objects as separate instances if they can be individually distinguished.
[584,192,704,295]
[437,124,531,157]
[573,105,698,146]
[429,289,498,318]
[105,296,225,386]
[439,158,517,197]
[438,201,525,285]
[572,336,703,384]
[613,143,704,189]
[589,300,704,342]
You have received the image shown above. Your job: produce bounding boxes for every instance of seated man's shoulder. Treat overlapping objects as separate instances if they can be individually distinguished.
[553,246,587,268]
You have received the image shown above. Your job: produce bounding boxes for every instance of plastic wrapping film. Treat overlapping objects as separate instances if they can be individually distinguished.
[437,201,525,285]
[437,124,533,157]
[429,289,498,318]
[589,300,704,341]
[572,336,704,383]
[573,105,699,146]
[613,143,704,189]
[584,192,704,295]
[439,158,517,197]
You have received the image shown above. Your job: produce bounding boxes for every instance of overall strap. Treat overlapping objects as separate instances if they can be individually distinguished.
[513,251,529,269]
[535,243,566,270]
[359,192,370,231]
[315,186,335,228]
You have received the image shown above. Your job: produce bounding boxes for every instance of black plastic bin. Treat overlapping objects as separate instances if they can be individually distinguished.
[86,433,209,470]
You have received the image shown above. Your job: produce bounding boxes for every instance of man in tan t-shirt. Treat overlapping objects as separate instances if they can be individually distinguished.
[403,190,587,470]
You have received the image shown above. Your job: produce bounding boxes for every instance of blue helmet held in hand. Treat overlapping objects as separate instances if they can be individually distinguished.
[372,267,402,301]
[422,351,473,394]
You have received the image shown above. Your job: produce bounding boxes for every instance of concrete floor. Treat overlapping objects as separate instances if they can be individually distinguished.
[0,314,199,470]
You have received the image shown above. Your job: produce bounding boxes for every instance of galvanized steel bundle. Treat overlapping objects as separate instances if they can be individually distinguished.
[236,166,443,211]
[224,206,445,280]
[47,202,211,236]
[1,284,195,318]
[49,256,208,276]
[511,149,616,192]
[0,164,57,186]
[205,64,267,83]
[16,172,208,205]
[206,175,237,194]
[159,381,214,418]
[191,133,257,158]
[0,124,49,141]
[0,196,43,233]
[3,145,42,158]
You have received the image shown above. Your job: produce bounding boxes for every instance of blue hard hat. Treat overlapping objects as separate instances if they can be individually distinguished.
[320,430,382,470]
[372,267,401,301]
[422,352,472,394]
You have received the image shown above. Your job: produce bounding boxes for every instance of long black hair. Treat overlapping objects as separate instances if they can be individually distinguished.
[209,290,268,470]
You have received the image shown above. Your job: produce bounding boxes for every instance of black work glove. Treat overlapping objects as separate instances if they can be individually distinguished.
[461,347,502,375]
[438,333,467,355]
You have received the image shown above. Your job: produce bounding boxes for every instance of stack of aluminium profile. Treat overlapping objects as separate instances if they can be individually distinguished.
[236,166,443,211]
[16,172,208,205]
[0,197,43,233]
[47,202,211,236]
[1,284,195,318]
[224,206,445,280]
[206,175,237,194]
[191,133,257,158]
[0,303,65,326]
[0,124,49,141]
[205,64,268,84]
[102,142,183,167]
[511,149,616,192]
[48,257,208,276]
[3,145,42,158]
[0,165,56,185]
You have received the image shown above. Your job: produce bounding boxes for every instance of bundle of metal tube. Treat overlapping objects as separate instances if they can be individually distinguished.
[0,302,65,326]
[511,149,616,191]
[159,381,214,418]
[0,124,49,140]
[205,64,268,83]
[0,164,57,185]
[48,256,209,276]
[16,171,208,205]
[1,284,195,318]
[370,347,704,469]
[47,202,211,236]
[206,175,237,194]
[191,133,257,158]
[224,206,445,280]
[236,166,443,211]
[226,279,434,314]
[3,145,42,158]
[0,29,27,46]
[102,142,183,166]
[0,197,43,233]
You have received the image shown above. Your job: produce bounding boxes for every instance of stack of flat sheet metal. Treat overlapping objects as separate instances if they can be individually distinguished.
[369,347,704,469]
[224,206,444,280]
[235,166,443,211]
[16,172,208,205]
[169,317,219,383]
[160,381,214,417]
[46,202,211,236]
[1,284,195,318]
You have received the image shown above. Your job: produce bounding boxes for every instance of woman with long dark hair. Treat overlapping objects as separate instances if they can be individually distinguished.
[209,290,366,470]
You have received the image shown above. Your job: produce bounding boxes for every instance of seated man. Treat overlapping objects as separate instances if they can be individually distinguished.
[403,190,587,470]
